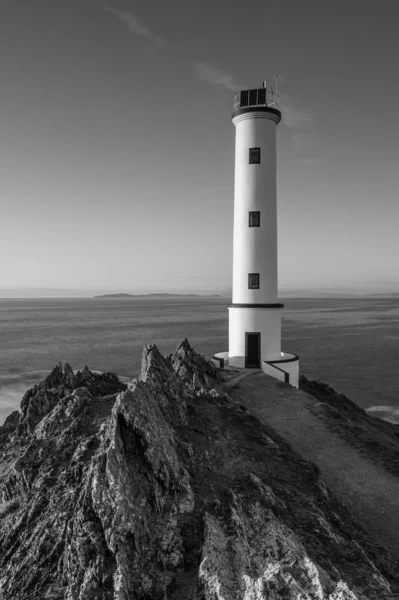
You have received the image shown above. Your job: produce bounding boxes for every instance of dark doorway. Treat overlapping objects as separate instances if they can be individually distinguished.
[245,332,261,368]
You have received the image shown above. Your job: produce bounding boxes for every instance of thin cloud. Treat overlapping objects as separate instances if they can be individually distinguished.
[276,71,287,86]
[292,133,319,152]
[292,131,321,165]
[105,6,168,49]
[105,7,243,93]
[279,92,314,128]
[355,281,399,284]
[297,158,322,164]
[276,75,318,163]
[194,63,247,93]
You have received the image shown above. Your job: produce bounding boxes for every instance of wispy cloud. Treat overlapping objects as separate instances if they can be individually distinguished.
[276,76,319,164]
[297,158,322,164]
[105,6,168,49]
[104,4,316,156]
[292,132,319,152]
[292,131,321,164]
[279,92,314,128]
[194,63,247,93]
[104,6,245,94]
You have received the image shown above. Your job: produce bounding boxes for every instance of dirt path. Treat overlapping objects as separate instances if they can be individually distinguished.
[222,371,399,560]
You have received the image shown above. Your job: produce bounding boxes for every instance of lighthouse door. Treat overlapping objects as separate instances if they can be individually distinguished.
[245,332,261,368]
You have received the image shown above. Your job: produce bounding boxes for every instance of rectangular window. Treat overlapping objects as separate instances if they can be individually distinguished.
[240,90,249,107]
[249,211,260,227]
[258,87,266,105]
[249,147,260,164]
[249,89,257,105]
[248,273,260,289]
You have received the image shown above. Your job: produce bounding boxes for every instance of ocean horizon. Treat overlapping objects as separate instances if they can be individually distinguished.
[1,296,399,426]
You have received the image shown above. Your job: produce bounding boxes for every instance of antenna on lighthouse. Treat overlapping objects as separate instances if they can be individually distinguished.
[275,68,279,97]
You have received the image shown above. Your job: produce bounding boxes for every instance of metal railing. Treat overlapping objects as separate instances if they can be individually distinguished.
[233,88,279,111]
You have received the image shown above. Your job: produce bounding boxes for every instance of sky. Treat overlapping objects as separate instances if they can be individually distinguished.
[1,0,399,296]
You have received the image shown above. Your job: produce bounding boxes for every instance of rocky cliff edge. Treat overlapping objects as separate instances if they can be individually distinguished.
[0,340,398,599]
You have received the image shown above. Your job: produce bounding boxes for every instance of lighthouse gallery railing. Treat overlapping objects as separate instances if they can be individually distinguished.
[233,88,279,111]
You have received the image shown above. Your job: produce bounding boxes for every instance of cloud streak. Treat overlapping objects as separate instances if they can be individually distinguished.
[104,6,246,96]
[292,133,320,160]
[275,77,319,163]
[105,6,168,49]
[104,3,314,142]
[279,92,314,128]
[194,63,247,93]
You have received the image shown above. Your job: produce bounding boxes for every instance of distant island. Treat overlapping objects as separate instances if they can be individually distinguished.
[93,293,222,299]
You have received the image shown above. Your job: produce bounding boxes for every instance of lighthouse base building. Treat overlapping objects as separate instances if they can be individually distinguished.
[212,82,299,388]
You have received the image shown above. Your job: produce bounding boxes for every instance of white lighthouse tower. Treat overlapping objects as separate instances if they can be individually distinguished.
[213,81,299,388]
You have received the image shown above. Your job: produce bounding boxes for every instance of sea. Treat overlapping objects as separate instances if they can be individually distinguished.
[1,296,399,425]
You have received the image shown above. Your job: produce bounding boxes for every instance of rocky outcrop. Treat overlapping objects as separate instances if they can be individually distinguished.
[17,362,126,435]
[0,342,398,599]
[0,411,20,445]
[166,338,222,390]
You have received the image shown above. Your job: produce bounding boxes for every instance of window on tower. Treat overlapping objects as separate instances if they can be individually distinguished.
[248,273,260,289]
[249,211,260,227]
[240,90,249,107]
[249,148,261,164]
[249,89,257,105]
[258,87,266,105]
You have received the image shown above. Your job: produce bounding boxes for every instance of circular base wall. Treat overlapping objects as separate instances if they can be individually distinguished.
[212,351,299,389]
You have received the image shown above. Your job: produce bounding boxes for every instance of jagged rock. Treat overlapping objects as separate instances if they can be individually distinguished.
[17,363,127,434]
[63,362,75,387]
[168,338,222,390]
[0,411,20,447]
[0,411,19,436]
[0,343,397,599]
[198,498,360,600]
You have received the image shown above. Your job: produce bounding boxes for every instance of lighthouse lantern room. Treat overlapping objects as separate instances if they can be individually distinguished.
[212,80,299,388]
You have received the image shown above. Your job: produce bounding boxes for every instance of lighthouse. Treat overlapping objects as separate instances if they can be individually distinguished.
[213,81,299,388]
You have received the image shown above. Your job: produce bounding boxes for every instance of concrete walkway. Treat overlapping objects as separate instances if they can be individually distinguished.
[220,370,399,562]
